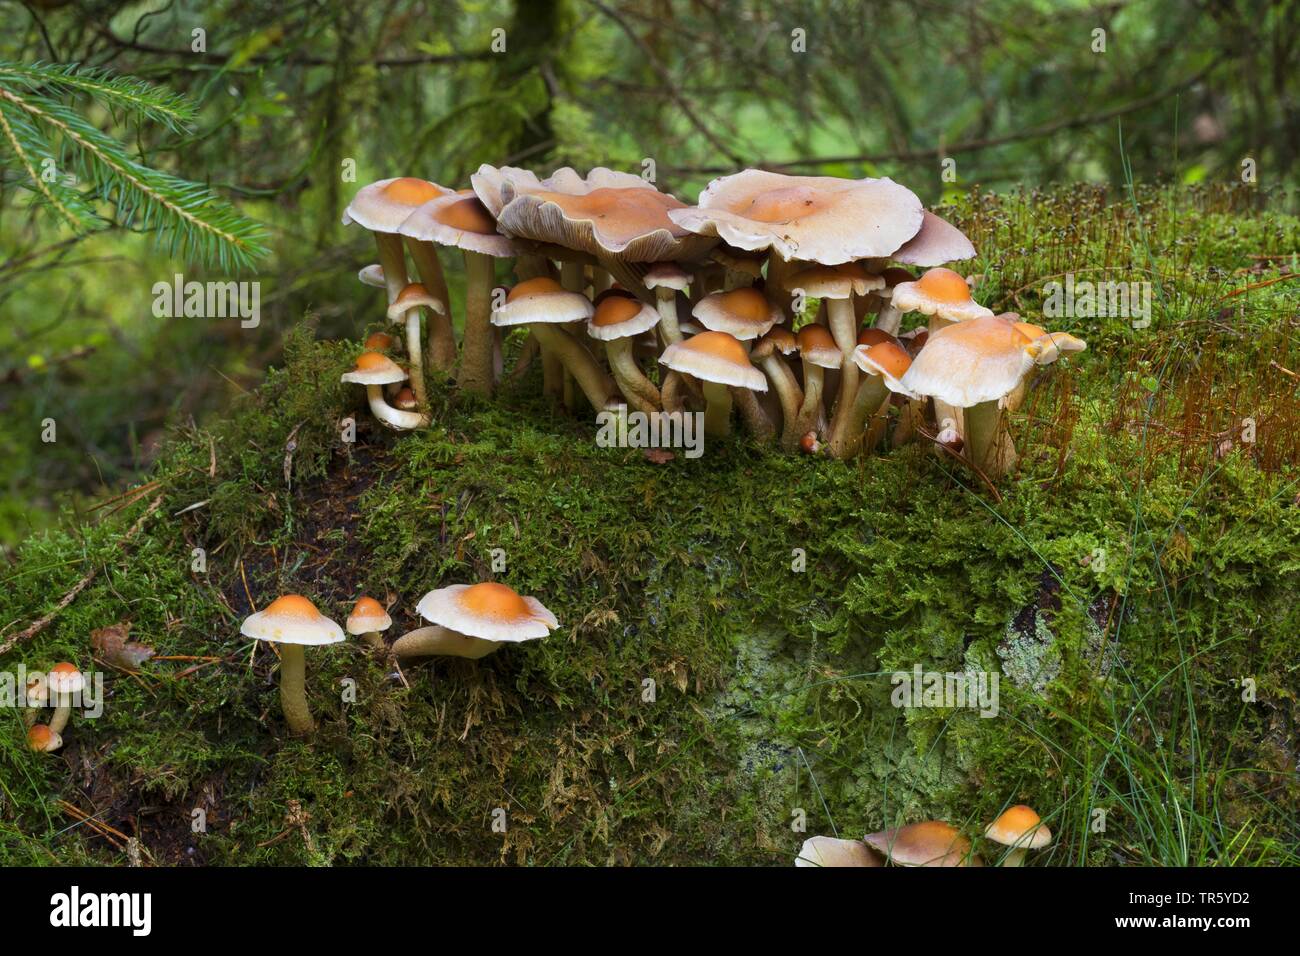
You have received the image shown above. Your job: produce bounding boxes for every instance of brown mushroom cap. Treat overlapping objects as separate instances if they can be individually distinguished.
[240,594,345,647]
[587,295,660,341]
[659,331,767,391]
[864,821,978,867]
[343,177,453,232]
[853,340,914,393]
[398,190,515,258]
[857,327,896,348]
[890,267,993,322]
[643,262,692,292]
[890,210,977,267]
[692,287,782,340]
[796,323,842,369]
[342,351,409,386]
[416,582,558,643]
[364,331,397,351]
[393,387,418,411]
[48,661,85,695]
[795,836,883,867]
[788,262,885,300]
[491,277,594,327]
[985,805,1053,850]
[899,314,1040,407]
[669,169,923,265]
[346,596,393,636]
[28,724,63,752]
[755,325,798,358]
[386,283,446,321]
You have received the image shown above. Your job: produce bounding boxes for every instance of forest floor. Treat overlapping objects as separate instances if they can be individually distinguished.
[1,185,1298,866]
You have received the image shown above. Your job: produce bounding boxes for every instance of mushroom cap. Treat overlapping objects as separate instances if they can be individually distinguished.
[497,167,714,262]
[853,340,914,394]
[587,295,660,341]
[469,164,546,218]
[752,325,798,359]
[795,836,883,867]
[393,387,418,411]
[890,267,993,322]
[346,596,393,636]
[343,177,453,232]
[364,331,397,351]
[659,331,768,391]
[415,582,558,643]
[899,315,1040,407]
[857,327,896,348]
[386,283,446,320]
[864,821,977,867]
[890,210,977,267]
[398,190,516,258]
[241,594,345,647]
[1025,328,1088,365]
[788,262,885,300]
[358,264,386,288]
[342,351,409,386]
[28,724,63,753]
[985,805,1053,850]
[643,262,692,291]
[669,170,924,265]
[692,287,781,340]
[796,323,842,369]
[47,662,85,694]
[492,277,594,327]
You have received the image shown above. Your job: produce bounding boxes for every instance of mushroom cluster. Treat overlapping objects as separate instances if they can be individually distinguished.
[795,804,1052,867]
[343,166,1085,476]
[23,662,85,754]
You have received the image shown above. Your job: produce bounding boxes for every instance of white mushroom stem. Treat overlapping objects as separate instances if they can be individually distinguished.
[828,375,888,459]
[999,846,1029,867]
[531,324,617,412]
[759,354,804,451]
[391,625,500,660]
[404,238,457,372]
[826,297,860,444]
[874,301,904,335]
[277,644,315,734]
[654,289,683,345]
[358,631,387,653]
[702,380,733,438]
[374,233,409,304]
[733,387,775,443]
[459,250,497,396]
[964,400,1007,477]
[605,339,660,414]
[403,310,428,407]
[795,361,826,439]
[49,693,73,735]
[363,384,429,431]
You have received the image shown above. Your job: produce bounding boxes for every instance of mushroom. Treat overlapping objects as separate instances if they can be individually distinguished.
[346,596,393,654]
[643,263,692,344]
[793,323,841,440]
[343,177,453,317]
[363,330,398,352]
[340,351,430,431]
[751,326,804,451]
[392,387,418,412]
[240,594,345,735]
[870,267,918,335]
[829,339,913,458]
[1003,317,1088,412]
[864,821,982,867]
[659,330,767,439]
[357,263,386,290]
[398,190,516,395]
[985,805,1053,866]
[385,283,446,407]
[890,266,993,333]
[795,835,883,867]
[392,582,558,660]
[47,662,83,736]
[587,294,662,414]
[888,210,977,269]
[27,724,63,753]
[692,286,782,344]
[491,277,616,411]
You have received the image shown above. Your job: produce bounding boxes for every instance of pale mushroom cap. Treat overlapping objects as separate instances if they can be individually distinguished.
[788,263,885,300]
[796,323,842,369]
[864,821,976,867]
[587,295,660,341]
[469,164,545,218]
[47,662,85,694]
[643,262,692,291]
[891,210,977,267]
[900,315,1038,407]
[343,177,453,232]
[760,325,798,355]
[386,283,446,320]
[854,340,914,393]
[1027,329,1088,365]
[985,805,1053,850]
[692,287,781,340]
[364,331,397,351]
[659,331,768,391]
[669,170,924,265]
[241,594,345,646]
[342,351,409,386]
[358,264,386,288]
[346,596,393,636]
[891,267,993,322]
[492,277,594,327]
[399,190,515,258]
[28,724,63,752]
[416,582,558,643]
[795,836,883,867]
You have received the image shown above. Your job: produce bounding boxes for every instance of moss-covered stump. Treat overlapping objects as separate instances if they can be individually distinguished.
[2,187,1298,866]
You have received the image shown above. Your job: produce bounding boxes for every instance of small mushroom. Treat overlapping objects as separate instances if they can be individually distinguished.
[984,804,1052,866]
[341,352,430,431]
[392,582,558,660]
[795,835,883,867]
[240,594,345,735]
[692,286,783,343]
[829,340,913,458]
[888,210,976,269]
[385,283,446,408]
[751,327,804,451]
[588,294,662,413]
[643,263,692,345]
[357,263,386,290]
[864,821,982,867]
[659,331,767,439]
[346,596,393,653]
[793,323,840,439]
[27,723,63,753]
[47,662,84,736]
